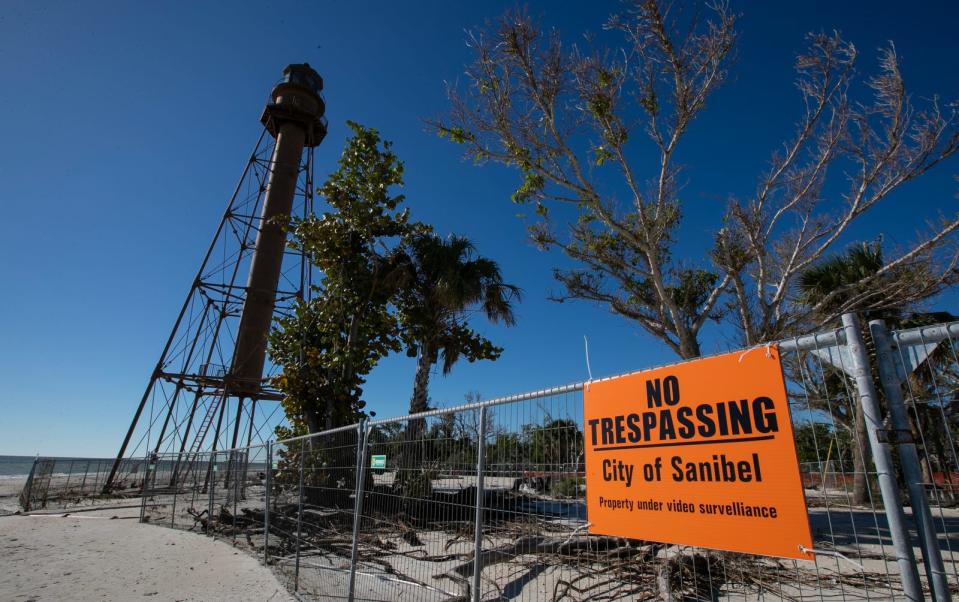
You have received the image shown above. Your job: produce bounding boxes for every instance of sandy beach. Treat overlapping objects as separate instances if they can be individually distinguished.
[0,506,293,602]
[0,477,26,515]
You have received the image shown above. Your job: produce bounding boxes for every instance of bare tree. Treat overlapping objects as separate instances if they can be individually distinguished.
[433,1,959,357]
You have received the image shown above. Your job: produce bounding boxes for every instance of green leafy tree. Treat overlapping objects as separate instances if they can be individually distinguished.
[434,2,958,358]
[526,418,583,467]
[793,422,853,471]
[270,122,423,435]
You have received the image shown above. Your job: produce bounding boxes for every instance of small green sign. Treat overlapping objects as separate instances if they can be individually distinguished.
[370,455,387,470]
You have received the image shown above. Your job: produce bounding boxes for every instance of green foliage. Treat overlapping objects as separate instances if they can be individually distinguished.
[486,432,528,465]
[639,87,659,116]
[670,269,720,319]
[792,421,853,472]
[271,122,522,446]
[798,239,936,325]
[511,171,545,203]
[551,476,585,498]
[372,412,584,479]
[593,146,613,166]
[395,232,521,415]
[436,126,475,144]
[588,94,612,121]
[269,122,424,433]
[526,418,583,465]
[798,241,885,314]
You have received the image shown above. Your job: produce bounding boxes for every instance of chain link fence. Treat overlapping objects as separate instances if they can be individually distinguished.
[17,457,145,511]
[881,320,959,598]
[128,317,958,600]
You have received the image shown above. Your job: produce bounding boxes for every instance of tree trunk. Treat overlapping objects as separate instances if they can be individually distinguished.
[407,341,432,455]
[392,341,435,502]
[305,408,322,435]
[932,424,956,503]
[676,329,702,360]
[911,406,934,487]
[410,341,432,415]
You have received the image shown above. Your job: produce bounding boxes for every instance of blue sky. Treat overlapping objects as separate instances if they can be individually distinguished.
[1,1,957,456]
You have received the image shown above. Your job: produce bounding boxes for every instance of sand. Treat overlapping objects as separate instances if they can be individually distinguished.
[0,507,294,602]
[0,477,26,515]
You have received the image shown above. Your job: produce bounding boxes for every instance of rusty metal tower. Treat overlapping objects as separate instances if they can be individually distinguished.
[105,64,327,490]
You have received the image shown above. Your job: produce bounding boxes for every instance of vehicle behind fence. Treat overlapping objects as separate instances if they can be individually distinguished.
[134,318,959,599]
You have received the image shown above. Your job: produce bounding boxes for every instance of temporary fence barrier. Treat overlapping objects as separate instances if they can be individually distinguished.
[115,316,959,598]
[17,456,145,511]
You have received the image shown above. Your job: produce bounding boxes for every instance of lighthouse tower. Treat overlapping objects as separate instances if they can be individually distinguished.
[105,65,327,490]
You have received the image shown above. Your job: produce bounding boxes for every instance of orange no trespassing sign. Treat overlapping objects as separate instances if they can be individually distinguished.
[584,346,813,560]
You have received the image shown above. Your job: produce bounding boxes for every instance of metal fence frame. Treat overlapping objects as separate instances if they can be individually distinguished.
[129,315,959,600]
[16,456,145,512]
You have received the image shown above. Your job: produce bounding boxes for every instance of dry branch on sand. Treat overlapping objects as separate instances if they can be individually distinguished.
[168,497,924,601]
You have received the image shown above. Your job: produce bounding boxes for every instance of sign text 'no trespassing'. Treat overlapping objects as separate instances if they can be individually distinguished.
[584,346,813,559]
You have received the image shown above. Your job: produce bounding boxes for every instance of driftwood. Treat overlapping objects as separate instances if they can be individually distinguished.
[186,507,210,532]
[441,535,653,581]
[187,495,916,601]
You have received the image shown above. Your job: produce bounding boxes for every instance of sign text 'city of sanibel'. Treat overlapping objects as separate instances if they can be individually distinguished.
[584,347,813,559]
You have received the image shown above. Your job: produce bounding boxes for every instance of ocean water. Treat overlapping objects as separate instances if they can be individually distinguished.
[0,456,120,479]
[0,455,271,479]
[0,456,38,479]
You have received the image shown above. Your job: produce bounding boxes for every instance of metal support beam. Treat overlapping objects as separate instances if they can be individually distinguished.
[842,313,923,601]
[892,321,959,347]
[870,319,950,601]
[293,438,305,592]
[106,132,267,491]
[264,441,272,565]
[472,406,488,602]
[348,420,370,602]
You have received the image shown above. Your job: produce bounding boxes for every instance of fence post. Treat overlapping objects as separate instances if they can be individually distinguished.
[139,455,149,523]
[91,460,102,495]
[64,459,75,495]
[170,455,178,528]
[869,319,950,601]
[472,406,488,602]
[842,313,923,601]
[232,451,240,542]
[208,453,216,539]
[348,419,370,602]
[80,460,91,494]
[264,441,272,565]
[294,438,306,592]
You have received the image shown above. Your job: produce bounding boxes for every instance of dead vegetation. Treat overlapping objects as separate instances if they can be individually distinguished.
[151,492,918,601]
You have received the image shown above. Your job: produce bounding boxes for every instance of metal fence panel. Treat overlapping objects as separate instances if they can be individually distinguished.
[475,388,592,601]
[141,451,214,531]
[18,457,143,511]
[77,318,959,600]
[261,426,363,599]
[780,329,908,600]
[885,321,959,599]
[348,413,479,601]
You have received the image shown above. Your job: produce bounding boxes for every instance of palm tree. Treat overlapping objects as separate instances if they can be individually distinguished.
[798,242,888,506]
[396,233,520,418]
[797,241,956,505]
[798,242,893,319]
